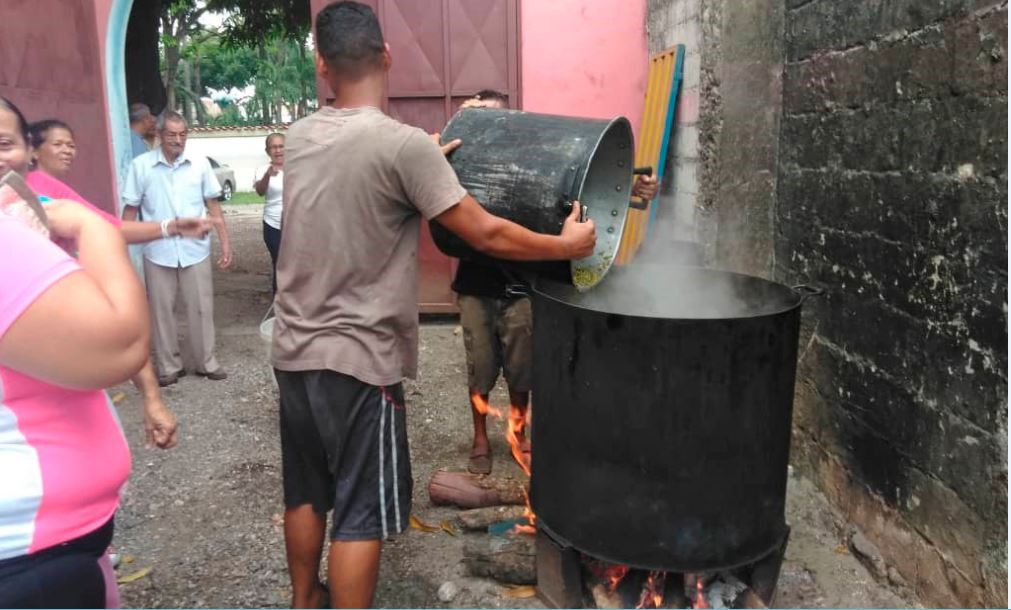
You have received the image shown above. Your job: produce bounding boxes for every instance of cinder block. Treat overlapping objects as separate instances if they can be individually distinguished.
[671,190,698,240]
[675,88,700,125]
[670,123,699,158]
[682,51,701,89]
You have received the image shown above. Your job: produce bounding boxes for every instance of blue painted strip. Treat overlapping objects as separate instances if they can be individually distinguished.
[105,0,135,208]
[647,44,686,233]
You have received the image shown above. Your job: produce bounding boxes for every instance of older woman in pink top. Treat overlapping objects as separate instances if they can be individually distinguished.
[0,97,148,607]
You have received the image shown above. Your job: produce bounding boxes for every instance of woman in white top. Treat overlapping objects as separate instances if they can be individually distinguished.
[254,132,285,293]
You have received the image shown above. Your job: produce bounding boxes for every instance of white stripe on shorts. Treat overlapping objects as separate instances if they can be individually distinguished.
[389,391,402,533]
[378,391,389,539]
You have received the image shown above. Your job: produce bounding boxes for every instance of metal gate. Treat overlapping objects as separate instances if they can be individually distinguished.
[311,0,521,312]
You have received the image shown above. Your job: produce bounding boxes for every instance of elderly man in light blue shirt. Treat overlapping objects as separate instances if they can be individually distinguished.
[123,110,233,386]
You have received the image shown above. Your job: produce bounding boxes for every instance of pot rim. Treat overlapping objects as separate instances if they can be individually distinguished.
[533,265,806,321]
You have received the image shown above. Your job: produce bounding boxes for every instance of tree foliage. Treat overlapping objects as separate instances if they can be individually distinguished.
[208,0,312,46]
[126,0,316,124]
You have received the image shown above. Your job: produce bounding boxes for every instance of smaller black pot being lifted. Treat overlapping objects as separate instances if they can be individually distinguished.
[430,108,634,290]
[530,264,820,572]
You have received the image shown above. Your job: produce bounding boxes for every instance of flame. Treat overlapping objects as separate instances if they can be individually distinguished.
[605,564,631,593]
[508,488,537,536]
[635,571,666,609]
[470,393,502,418]
[474,395,537,535]
[694,576,709,609]
[505,404,531,476]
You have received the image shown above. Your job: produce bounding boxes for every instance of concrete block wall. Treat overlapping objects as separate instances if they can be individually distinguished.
[646,0,1007,606]
[697,0,784,277]
[645,0,783,276]
[777,1,1008,606]
[643,0,702,254]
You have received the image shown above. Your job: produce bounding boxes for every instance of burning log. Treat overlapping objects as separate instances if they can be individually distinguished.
[731,587,768,609]
[455,505,528,531]
[428,470,527,509]
[463,534,536,585]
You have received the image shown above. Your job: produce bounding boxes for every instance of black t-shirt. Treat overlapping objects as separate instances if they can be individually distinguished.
[452,259,525,299]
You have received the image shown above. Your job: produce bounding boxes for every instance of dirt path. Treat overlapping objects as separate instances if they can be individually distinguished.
[111,205,917,608]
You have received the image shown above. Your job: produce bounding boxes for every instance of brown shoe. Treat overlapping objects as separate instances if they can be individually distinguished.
[198,369,228,381]
[157,373,180,387]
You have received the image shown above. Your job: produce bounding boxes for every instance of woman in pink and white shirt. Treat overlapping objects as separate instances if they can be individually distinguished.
[0,97,149,606]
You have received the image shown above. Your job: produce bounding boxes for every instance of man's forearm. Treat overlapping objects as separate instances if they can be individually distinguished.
[206,200,230,245]
[476,216,571,261]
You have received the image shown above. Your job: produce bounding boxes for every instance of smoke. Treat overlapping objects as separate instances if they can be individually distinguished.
[551,193,794,319]
[549,263,790,319]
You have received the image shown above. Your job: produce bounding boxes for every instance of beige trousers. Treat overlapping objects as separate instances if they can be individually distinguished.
[144,257,221,377]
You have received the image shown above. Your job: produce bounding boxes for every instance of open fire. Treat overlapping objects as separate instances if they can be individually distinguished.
[577,557,761,609]
[470,394,536,535]
[471,396,783,609]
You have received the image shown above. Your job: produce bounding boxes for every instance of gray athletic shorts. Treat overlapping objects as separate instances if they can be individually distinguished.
[275,369,412,541]
[458,294,533,395]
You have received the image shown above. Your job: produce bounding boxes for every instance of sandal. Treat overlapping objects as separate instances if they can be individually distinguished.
[468,450,493,475]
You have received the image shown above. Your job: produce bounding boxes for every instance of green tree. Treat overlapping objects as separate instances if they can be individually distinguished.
[125,0,315,122]
[249,37,316,124]
[160,0,208,115]
[195,37,258,93]
[207,0,311,46]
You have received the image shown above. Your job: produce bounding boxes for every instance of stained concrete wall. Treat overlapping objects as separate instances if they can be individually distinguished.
[642,0,782,276]
[778,1,1008,606]
[643,0,703,251]
[646,0,1008,607]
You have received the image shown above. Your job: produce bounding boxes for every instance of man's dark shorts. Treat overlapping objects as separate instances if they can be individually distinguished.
[275,369,412,541]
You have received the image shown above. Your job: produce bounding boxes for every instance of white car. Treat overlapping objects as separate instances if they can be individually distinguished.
[208,156,235,201]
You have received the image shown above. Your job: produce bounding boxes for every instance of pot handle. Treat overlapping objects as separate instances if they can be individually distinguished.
[627,166,655,210]
[793,284,824,300]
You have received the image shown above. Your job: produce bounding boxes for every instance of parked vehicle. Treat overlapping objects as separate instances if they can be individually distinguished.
[208,156,235,201]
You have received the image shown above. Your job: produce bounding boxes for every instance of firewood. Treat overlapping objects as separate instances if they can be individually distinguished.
[732,587,768,609]
[463,535,536,585]
[589,583,625,609]
[455,505,528,530]
[428,470,527,508]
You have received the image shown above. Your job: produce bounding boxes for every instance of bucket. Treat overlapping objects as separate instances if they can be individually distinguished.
[430,108,634,291]
[259,308,277,388]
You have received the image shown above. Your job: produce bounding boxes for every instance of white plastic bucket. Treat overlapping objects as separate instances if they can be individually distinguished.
[259,310,277,389]
[259,316,274,356]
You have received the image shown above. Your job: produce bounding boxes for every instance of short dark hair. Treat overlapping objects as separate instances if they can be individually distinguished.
[28,119,73,148]
[129,103,152,125]
[474,90,509,106]
[315,1,385,78]
[0,96,31,144]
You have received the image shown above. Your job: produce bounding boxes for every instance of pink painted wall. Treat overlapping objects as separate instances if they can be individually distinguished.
[0,0,118,213]
[519,0,648,139]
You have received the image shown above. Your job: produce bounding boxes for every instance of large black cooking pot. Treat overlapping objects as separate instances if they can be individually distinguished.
[430,108,634,291]
[529,265,818,572]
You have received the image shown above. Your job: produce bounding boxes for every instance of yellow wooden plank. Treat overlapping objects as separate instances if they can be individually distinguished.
[618,47,678,264]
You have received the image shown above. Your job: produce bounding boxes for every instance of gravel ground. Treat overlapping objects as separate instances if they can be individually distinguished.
[110,204,918,608]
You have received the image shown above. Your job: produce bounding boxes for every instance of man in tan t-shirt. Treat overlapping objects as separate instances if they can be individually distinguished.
[271,2,596,608]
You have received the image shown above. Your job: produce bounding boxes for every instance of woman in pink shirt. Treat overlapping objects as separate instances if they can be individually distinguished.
[0,97,149,607]
[29,119,77,179]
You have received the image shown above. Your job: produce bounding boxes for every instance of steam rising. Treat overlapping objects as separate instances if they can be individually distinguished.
[538,206,798,319]
[539,264,797,319]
